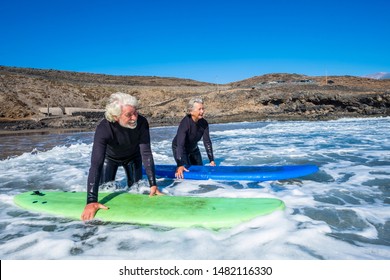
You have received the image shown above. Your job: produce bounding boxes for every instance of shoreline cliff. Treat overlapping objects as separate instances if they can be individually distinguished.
[1,66,389,134]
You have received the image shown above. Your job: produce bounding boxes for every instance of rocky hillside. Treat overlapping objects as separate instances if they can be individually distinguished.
[1,66,390,131]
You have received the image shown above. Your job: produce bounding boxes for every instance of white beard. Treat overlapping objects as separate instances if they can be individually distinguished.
[119,120,137,129]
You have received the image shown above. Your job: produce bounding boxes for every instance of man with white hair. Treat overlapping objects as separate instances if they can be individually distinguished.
[81,92,162,221]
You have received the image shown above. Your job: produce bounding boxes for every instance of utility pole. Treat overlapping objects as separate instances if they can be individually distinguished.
[325,69,328,85]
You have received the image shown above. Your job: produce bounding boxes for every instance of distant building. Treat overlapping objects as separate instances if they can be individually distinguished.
[39,107,104,116]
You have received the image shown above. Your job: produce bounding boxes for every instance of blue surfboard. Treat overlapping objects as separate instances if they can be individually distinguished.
[147,164,319,181]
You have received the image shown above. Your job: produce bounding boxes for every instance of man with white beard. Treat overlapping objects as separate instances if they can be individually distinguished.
[81,92,162,221]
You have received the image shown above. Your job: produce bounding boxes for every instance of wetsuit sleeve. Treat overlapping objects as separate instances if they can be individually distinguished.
[175,118,190,167]
[139,119,157,187]
[140,143,157,186]
[202,125,214,163]
[86,123,108,204]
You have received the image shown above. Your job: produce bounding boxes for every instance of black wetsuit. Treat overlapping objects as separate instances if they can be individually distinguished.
[172,114,214,167]
[86,115,156,204]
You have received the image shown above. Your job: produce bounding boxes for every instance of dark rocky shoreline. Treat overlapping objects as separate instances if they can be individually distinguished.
[1,103,388,136]
[1,89,390,134]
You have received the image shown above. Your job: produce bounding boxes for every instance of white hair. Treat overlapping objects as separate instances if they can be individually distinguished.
[187,97,204,114]
[105,92,139,122]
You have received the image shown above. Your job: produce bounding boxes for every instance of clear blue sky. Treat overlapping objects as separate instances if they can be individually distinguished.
[1,0,389,83]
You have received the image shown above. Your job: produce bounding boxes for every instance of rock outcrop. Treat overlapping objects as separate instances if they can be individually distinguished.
[1,66,389,132]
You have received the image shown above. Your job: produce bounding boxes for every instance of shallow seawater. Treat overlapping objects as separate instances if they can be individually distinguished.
[0,117,389,259]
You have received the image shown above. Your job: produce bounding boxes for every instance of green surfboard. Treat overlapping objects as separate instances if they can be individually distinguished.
[14,191,285,229]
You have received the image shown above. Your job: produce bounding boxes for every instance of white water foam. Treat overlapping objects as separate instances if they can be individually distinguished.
[0,118,389,259]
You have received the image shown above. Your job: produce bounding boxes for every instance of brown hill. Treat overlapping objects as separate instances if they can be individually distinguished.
[1,66,389,132]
